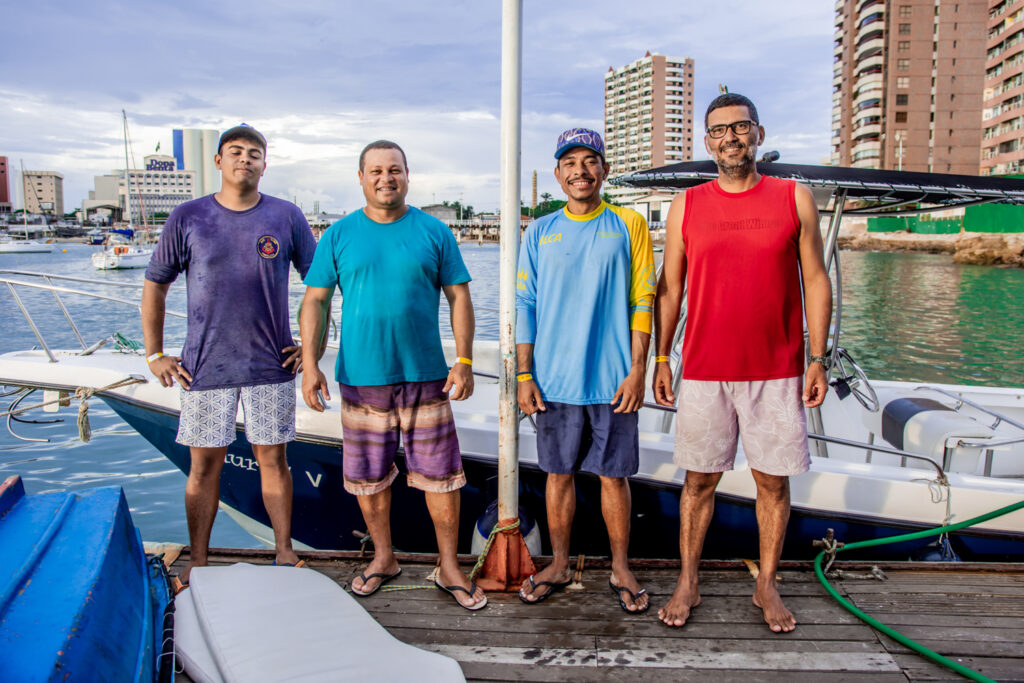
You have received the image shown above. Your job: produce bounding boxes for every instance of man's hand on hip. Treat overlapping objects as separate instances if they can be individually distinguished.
[802,363,828,408]
[148,356,191,390]
[281,345,303,374]
[611,365,645,413]
[444,362,474,401]
[302,366,331,412]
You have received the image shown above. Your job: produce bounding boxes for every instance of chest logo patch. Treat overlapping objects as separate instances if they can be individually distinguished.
[257,235,280,259]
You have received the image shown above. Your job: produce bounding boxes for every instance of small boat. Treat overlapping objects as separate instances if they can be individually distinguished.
[0,233,54,254]
[92,228,153,270]
[0,475,172,681]
[87,228,107,245]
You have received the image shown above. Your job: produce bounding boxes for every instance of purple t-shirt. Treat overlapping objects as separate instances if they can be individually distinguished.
[145,194,316,390]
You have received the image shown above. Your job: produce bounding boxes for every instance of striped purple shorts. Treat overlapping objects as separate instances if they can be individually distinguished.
[339,379,466,496]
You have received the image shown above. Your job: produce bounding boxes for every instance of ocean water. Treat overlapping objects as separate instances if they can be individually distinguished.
[0,242,1022,547]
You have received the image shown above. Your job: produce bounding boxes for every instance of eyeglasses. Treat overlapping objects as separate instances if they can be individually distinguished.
[706,120,756,139]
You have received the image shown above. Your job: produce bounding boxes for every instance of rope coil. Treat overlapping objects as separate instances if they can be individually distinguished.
[0,376,146,442]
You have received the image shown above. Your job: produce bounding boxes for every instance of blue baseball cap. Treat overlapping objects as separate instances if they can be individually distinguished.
[554,127,605,160]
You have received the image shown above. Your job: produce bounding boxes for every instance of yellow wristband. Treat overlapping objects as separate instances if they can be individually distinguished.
[455,357,473,366]
[516,373,533,382]
[146,352,165,364]
[655,356,669,363]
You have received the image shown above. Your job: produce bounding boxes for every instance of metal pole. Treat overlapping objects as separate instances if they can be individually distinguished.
[497,0,523,523]
[6,283,57,363]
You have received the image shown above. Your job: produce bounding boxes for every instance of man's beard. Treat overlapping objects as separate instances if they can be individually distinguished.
[714,143,757,179]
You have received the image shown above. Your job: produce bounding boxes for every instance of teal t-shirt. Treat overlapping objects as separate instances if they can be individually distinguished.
[303,207,471,386]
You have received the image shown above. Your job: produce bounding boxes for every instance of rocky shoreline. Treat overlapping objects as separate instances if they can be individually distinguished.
[837,223,1024,268]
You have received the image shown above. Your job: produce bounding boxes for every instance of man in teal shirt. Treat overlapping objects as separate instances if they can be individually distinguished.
[300,140,485,610]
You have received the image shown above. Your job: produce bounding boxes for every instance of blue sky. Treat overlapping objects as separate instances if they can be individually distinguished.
[1,1,833,214]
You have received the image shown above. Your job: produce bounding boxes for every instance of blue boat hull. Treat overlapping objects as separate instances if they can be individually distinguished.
[0,475,171,682]
[105,395,1024,562]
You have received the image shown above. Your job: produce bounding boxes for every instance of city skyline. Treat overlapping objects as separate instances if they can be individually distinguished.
[1,1,833,214]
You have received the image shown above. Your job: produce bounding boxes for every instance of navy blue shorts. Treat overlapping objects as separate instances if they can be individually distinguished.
[534,402,639,478]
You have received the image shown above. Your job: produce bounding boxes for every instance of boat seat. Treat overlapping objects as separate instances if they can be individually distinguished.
[860,390,997,474]
[175,563,465,683]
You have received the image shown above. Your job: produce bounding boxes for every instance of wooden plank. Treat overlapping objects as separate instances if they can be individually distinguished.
[424,644,900,672]
[460,662,910,682]
[891,653,1024,683]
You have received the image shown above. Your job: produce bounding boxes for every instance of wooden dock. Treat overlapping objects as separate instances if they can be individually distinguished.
[169,549,1024,682]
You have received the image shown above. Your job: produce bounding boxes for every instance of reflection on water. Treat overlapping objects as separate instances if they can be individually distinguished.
[0,243,1021,546]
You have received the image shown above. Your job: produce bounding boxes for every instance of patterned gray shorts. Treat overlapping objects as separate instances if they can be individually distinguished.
[176,380,296,448]
[674,376,810,477]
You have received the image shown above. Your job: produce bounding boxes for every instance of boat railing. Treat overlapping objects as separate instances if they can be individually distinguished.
[0,270,184,363]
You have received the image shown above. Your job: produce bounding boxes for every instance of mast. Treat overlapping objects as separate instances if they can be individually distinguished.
[19,160,28,239]
[122,110,133,229]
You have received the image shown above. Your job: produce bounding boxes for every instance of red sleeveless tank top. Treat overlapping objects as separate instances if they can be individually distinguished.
[679,176,804,380]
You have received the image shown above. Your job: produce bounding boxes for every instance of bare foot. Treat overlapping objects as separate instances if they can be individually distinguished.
[351,555,400,595]
[658,578,701,627]
[437,565,486,608]
[610,568,649,612]
[519,562,571,603]
[753,580,796,633]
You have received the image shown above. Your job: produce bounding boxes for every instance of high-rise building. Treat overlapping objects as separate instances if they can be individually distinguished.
[22,170,64,216]
[0,157,10,213]
[604,52,695,180]
[173,128,220,196]
[119,155,196,223]
[982,1,1024,175]
[831,0,986,173]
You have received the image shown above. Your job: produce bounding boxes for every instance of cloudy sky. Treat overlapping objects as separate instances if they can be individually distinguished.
[1,1,833,214]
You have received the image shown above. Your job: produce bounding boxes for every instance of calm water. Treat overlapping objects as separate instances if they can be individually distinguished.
[0,243,1022,546]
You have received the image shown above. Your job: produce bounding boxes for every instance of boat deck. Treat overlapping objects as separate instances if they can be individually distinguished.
[168,549,1024,682]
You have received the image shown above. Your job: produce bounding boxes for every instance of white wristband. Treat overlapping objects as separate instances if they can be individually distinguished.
[146,352,165,364]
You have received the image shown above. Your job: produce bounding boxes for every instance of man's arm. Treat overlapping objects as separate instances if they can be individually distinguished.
[516,343,545,414]
[795,182,833,408]
[141,279,192,389]
[442,282,474,401]
[299,286,334,412]
[611,330,651,413]
[652,193,687,406]
[612,209,656,413]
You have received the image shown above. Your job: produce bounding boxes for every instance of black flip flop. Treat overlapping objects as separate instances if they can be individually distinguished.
[609,579,650,614]
[434,578,488,611]
[350,567,402,597]
[519,574,572,604]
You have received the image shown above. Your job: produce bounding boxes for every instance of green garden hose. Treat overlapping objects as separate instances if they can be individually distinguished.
[814,499,1024,683]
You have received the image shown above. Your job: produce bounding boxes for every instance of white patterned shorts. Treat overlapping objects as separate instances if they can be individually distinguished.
[674,377,810,477]
[176,380,297,448]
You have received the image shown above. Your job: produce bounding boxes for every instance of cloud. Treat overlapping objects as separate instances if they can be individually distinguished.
[0,0,834,213]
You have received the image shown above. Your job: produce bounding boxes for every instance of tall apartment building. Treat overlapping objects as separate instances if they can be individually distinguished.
[604,52,695,180]
[982,1,1024,175]
[173,128,220,196]
[0,157,10,213]
[831,0,986,173]
[22,170,64,216]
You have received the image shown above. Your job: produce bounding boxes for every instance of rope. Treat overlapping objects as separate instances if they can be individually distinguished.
[112,332,144,352]
[815,498,1024,683]
[0,377,146,443]
[468,519,521,581]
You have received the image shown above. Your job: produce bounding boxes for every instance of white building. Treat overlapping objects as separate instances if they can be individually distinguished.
[173,128,220,196]
[120,155,197,223]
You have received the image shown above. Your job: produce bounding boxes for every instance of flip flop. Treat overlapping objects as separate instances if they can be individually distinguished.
[434,578,488,611]
[518,574,572,604]
[272,559,307,568]
[350,567,402,597]
[172,576,189,596]
[609,579,650,614]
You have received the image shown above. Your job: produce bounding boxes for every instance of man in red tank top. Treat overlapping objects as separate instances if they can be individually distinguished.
[651,94,832,633]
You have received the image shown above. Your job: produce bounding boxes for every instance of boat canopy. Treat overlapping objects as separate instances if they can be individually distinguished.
[613,161,1024,214]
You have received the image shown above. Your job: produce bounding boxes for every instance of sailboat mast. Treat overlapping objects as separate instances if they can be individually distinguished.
[122,110,133,229]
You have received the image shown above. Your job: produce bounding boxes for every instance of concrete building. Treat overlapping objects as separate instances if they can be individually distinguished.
[120,155,196,223]
[982,1,1024,175]
[0,157,10,213]
[173,128,220,196]
[604,52,695,182]
[421,203,458,222]
[22,170,64,216]
[831,0,987,173]
[81,173,121,220]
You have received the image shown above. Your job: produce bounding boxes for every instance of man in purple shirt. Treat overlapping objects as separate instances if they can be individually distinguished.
[142,124,317,591]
